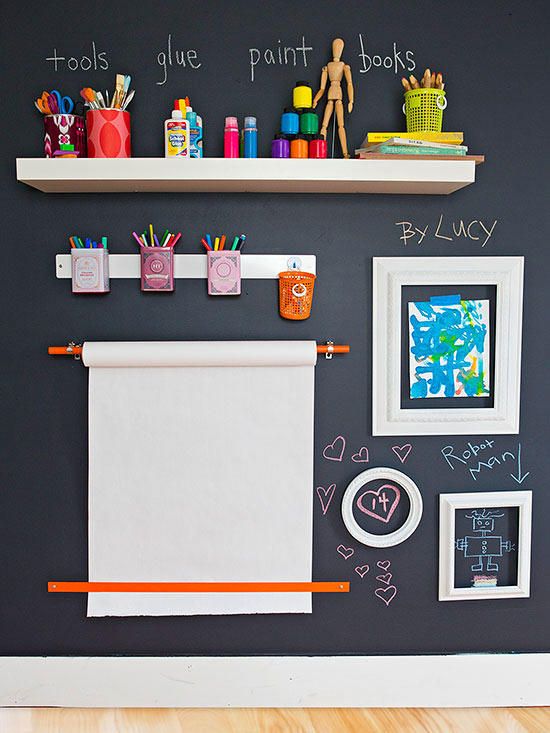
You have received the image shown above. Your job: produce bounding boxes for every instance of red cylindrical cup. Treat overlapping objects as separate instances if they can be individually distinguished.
[309,137,327,159]
[86,109,131,158]
[44,114,86,158]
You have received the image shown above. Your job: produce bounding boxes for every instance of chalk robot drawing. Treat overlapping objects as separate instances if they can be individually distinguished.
[455,508,516,588]
[408,294,490,399]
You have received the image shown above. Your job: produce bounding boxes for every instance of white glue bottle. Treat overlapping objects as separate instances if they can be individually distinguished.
[164,109,189,157]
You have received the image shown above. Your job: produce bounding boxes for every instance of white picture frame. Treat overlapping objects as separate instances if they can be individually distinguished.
[439,490,532,601]
[372,256,524,436]
[341,467,423,547]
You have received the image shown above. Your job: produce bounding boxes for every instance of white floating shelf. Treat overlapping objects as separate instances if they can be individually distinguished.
[56,254,316,279]
[17,157,483,195]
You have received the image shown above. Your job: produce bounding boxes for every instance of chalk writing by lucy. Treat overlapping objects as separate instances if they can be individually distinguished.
[46,43,109,72]
[396,215,498,247]
[249,36,313,82]
[156,34,201,85]
[357,35,416,73]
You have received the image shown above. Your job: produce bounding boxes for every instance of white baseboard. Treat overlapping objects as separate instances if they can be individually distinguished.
[0,654,548,707]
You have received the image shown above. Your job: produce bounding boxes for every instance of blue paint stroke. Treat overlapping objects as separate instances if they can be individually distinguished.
[409,298,489,399]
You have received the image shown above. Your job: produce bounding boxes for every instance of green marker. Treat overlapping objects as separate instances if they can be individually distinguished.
[230,236,240,251]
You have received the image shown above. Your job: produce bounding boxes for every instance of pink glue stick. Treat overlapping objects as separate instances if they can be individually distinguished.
[224,116,239,158]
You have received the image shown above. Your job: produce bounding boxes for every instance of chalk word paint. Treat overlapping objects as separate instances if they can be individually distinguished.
[249,36,313,82]
[156,34,202,85]
[441,439,517,481]
[357,35,416,74]
[396,215,498,248]
[46,42,109,72]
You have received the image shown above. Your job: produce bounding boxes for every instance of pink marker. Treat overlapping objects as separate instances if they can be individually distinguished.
[224,116,239,158]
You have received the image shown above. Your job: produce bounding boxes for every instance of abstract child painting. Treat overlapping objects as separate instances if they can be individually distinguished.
[408,294,490,399]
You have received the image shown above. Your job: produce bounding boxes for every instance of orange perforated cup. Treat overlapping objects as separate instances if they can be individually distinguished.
[279,271,316,320]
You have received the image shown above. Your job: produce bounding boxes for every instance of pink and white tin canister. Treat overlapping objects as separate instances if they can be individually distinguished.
[43,114,86,158]
[86,109,131,158]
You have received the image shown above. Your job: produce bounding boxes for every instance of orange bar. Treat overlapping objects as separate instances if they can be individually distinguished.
[48,581,349,593]
[48,344,350,356]
[48,345,83,356]
[316,344,350,354]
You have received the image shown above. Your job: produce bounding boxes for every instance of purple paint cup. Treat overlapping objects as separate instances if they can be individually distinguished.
[43,114,87,158]
[271,134,290,158]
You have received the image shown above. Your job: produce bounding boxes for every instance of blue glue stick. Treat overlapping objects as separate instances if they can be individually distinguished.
[243,116,258,158]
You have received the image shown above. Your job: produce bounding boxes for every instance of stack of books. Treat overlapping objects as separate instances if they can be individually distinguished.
[355,132,466,158]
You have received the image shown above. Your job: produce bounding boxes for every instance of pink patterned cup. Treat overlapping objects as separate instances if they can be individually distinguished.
[86,109,131,158]
[43,114,86,158]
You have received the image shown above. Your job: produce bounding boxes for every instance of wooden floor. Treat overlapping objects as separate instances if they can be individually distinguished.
[1,708,550,732]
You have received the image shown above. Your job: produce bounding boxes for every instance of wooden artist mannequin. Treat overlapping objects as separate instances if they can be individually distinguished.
[313,38,354,158]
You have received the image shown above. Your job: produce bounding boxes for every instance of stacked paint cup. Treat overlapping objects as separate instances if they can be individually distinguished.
[271,81,327,159]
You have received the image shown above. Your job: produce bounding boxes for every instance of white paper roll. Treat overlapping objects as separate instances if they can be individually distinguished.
[82,341,318,368]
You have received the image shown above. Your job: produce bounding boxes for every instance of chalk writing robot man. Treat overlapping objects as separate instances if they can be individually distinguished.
[455,509,515,575]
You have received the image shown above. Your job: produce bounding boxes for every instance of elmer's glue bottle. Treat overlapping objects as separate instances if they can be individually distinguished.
[164,109,189,157]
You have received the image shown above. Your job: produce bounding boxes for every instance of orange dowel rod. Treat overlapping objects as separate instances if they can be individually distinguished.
[48,344,350,356]
[316,344,350,354]
[48,345,83,355]
[48,581,349,593]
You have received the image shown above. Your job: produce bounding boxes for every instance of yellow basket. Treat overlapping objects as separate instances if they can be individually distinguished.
[403,88,447,132]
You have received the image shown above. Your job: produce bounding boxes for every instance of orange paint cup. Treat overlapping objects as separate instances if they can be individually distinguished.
[290,135,309,159]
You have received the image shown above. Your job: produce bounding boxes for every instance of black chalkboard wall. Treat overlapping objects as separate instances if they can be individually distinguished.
[3,0,549,656]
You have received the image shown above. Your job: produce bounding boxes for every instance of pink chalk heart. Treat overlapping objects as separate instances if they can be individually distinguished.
[351,446,369,463]
[337,544,354,560]
[392,444,412,464]
[375,585,397,606]
[316,484,336,515]
[357,483,401,524]
[354,565,370,578]
[376,572,393,585]
[323,435,346,462]
[377,560,391,571]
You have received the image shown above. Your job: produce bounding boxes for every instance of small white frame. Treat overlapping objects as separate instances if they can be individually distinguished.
[439,490,532,601]
[341,467,423,547]
[372,256,524,436]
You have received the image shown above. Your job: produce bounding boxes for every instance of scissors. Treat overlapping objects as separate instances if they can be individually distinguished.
[49,89,75,115]
[35,91,53,114]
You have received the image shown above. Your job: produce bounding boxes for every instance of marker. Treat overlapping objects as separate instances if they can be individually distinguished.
[160,229,170,247]
[206,234,213,249]
[237,234,247,251]
[169,232,182,248]
[132,231,145,247]
[149,223,154,246]
[154,234,160,247]
[101,236,108,249]
[69,237,76,249]
[214,237,219,251]
[92,241,97,248]
[201,238,212,251]
[219,234,226,251]
[85,238,91,248]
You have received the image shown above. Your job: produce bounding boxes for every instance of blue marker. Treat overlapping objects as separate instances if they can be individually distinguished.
[243,116,258,158]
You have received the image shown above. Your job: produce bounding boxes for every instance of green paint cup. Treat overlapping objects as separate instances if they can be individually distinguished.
[300,111,319,136]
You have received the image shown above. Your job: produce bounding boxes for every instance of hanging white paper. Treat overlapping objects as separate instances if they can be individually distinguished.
[85,341,317,616]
